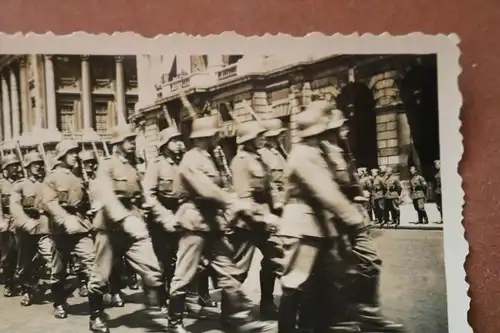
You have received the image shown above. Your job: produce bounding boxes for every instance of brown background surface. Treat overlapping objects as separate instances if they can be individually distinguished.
[0,0,496,331]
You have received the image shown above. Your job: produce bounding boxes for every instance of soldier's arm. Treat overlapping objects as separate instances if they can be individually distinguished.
[87,179,103,211]
[179,158,234,207]
[142,160,171,218]
[94,159,131,223]
[293,150,364,228]
[9,181,31,229]
[42,175,73,227]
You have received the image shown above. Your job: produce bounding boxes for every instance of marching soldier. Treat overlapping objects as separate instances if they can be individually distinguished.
[371,168,386,224]
[230,120,282,320]
[0,154,23,297]
[87,125,169,333]
[79,150,125,308]
[259,119,287,216]
[409,166,429,224]
[277,101,367,333]
[384,167,402,226]
[10,151,53,306]
[434,160,443,223]
[165,116,276,333]
[42,140,95,319]
[359,168,374,221]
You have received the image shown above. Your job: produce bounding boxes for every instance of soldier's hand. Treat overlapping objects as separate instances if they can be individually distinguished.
[122,215,149,240]
[65,216,82,234]
[23,219,39,234]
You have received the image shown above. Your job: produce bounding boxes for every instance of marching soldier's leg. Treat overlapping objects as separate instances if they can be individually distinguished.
[196,267,218,307]
[349,231,404,332]
[412,199,422,223]
[210,234,276,333]
[168,231,205,333]
[383,199,391,224]
[73,233,96,304]
[108,257,125,307]
[0,231,17,297]
[123,258,139,290]
[49,234,73,319]
[88,231,115,333]
[418,199,429,224]
[435,194,443,223]
[392,199,400,226]
[15,232,39,306]
[258,233,284,320]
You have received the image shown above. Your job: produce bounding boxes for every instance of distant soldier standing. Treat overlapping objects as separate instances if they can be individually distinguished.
[230,120,282,320]
[10,151,53,306]
[434,160,443,223]
[358,168,374,221]
[42,140,95,319]
[384,167,402,226]
[165,116,276,333]
[0,154,23,297]
[371,168,386,224]
[409,166,429,224]
[86,125,169,333]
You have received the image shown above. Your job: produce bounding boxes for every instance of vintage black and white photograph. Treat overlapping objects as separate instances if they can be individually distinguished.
[0,33,464,333]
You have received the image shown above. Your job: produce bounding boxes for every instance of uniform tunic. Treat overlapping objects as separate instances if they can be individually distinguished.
[88,153,163,294]
[410,174,428,219]
[384,174,402,222]
[10,176,53,289]
[259,146,287,211]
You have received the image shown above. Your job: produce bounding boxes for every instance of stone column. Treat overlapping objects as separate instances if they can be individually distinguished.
[19,58,30,132]
[81,55,93,129]
[1,75,12,139]
[115,56,127,125]
[44,55,58,130]
[10,69,20,137]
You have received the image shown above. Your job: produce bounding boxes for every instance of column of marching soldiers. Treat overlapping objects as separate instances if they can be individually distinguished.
[0,94,444,333]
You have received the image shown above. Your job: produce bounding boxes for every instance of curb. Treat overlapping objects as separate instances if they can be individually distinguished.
[370,224,443,231]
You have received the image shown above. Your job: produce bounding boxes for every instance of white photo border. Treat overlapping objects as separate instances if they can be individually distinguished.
[0,32,467,333]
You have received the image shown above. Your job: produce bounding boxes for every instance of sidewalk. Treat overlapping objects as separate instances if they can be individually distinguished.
[373,203,443,230]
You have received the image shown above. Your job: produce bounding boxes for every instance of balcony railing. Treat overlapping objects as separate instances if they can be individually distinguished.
[155,71,218,100]
[215,64,237,81]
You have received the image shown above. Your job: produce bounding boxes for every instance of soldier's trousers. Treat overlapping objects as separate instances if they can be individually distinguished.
[16,232,53,293]
[435,193,443,220]
[412,198,428,223]
[363,199,374,221]
[384,198,400,223]
[50,232,95,304]
[0,231,17,288]
[278,236,347,332]
[169,230,255,323]
[229,228,283,298]
[149,222,178,291]
[87,230,164,296]
[373,198,385,222]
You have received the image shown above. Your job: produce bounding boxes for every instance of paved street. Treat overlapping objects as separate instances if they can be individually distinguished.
[0,230,447,333]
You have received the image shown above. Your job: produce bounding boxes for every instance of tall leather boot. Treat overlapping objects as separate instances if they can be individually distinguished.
[89,294,110,333]
[225,290,277,333]
[259,270,278,319]
[20,285,33,306]
[78,275,89,297]
[51,283,68,319]
[422,210,429,224]
[167,293,191,333]
[278,287,300,333]
[197,269,218,308]
[355,276,404,332]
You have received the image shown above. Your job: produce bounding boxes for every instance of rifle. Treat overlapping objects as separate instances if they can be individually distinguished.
[14,140,28,178]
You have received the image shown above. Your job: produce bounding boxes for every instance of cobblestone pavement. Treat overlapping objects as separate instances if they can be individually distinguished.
[0,230,447,333]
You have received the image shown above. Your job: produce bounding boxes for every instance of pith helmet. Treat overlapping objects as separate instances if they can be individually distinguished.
[23,151,44,167]
[236,121,267,145]
[263,119,286,138]
[109,125,138,145]
[79,150,97,162]
[158,127,181,148]
[296,101,332,138]
[54,140,80,161]
[327,108,347,130]
[190,116,219,139]
[1,154,21,169]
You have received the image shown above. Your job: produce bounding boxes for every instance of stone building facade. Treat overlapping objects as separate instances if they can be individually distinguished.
[0,55,138,141]
[133,54,440,191]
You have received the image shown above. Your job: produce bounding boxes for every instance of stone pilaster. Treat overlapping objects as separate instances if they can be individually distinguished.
[81,55,93,129]
[115,56,126,125]
[44,55,57,130]
[10,69,20,137]
[1,75,11,139]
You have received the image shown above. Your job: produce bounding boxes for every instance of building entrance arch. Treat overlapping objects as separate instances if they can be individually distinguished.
[336,81,378,170]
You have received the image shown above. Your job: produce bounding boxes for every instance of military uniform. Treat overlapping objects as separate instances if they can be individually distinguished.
[10,152,53,306]
[359,170,374,221]
[0,154,22,297]
[87,126,167,333]
[410,172,429,224]
[372,173,386,224]
[384,173,402,225]
[167,116,275,333]
[277,102,367,333]
[42,140,95,319]
[434,161,442,223]
[230,120,282,320]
